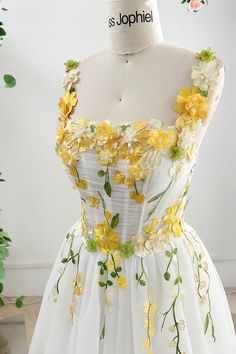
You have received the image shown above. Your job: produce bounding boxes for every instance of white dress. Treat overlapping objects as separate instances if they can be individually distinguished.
[29,49,236,354]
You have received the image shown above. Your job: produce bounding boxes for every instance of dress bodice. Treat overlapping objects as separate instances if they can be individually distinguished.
[55,49,223,257]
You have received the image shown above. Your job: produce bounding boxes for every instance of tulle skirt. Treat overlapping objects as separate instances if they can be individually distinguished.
[28,221,236,354]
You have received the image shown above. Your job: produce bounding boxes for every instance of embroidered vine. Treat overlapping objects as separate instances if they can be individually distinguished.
[161,245,185,353]
[184,229,216,341]
[137,258,158,354]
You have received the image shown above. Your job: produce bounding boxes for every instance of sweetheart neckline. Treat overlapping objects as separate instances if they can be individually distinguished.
[69,117,179,131]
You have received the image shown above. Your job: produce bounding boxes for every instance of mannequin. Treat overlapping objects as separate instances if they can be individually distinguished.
[76,0,224,143]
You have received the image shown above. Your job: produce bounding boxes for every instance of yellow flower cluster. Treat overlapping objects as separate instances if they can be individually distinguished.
[112,168,146,204]
[70,271,83,323]
[87,196,99,208]
[161,188,186,238]
[112,171,126,184]
[149,128,178,150]
[175,86,208,131]
[142,299,158,354]
[107,253,128,288]
[130,191,145,204]
[94,221,120,253]
[116,276,128,289]
[58,91,77,125]
[73,179,88,190]
[143,217,159,234]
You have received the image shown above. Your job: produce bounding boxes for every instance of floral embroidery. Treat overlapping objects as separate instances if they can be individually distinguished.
[55,49,221,204]
[196,48,216,62]
[191,60,220,93]
[159,179,191,353]
[97,251,128,339]
[95,221,120,253]
[184,228,216,341]
[142,296,158,354]
[53,48,222,350]
[87,196,99,208]
[136,257,158,354]
[162,244,186,353]
[130,190,145,204]
[175,87,208,129]
[70,271,83,323]
[58,91,78,124]
[112,171,126,184]
[63,61,80,91]
[149,128,178,149]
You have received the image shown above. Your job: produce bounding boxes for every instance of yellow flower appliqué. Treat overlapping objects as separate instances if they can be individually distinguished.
[95,221,120,253]
[58,91,77,122]
[175,86,208,130]
[149,128,178,150]
[112,171,126,184]
[73,179,88,190]
[116,276,128,289]
[130,191,145,204]
[87,196,99,208]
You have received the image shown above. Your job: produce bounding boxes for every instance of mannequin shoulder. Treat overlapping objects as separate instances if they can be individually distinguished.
[77,49,108,68]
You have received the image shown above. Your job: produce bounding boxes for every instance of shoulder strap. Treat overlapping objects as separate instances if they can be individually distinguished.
[174,48,224,145]
[58,59,80,128]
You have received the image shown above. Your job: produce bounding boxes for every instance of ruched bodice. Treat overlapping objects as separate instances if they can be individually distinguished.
[72,147,195,245]
[56,111,203,257]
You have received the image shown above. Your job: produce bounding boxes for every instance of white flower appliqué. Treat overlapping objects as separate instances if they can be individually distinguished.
[191,60,220,92]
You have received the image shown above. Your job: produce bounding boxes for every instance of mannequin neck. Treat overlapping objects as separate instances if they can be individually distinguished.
[107,0,163,55]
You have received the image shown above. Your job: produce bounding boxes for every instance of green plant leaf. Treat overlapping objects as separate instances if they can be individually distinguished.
[0,267,6,279]
[97,170,105,177]
[104,181,111,197]
[165,250,172,258]
[4,74,16,88]
[212,323,216,341]
[164,272,171,281]
[0,27,6,36]
[174,276,183,285]
[116,266,122,272]
[0,247,9,260]
[103,263,107,270]
[0,282,3,294]
[0,297,4,307]
[204,313,209,334]
[147,191,165,203]
[111,213,119,228]
[99,281,106,287]
[15,296,25,309]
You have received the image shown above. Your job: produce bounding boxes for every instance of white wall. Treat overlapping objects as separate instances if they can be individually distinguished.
[0,0,235,295]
